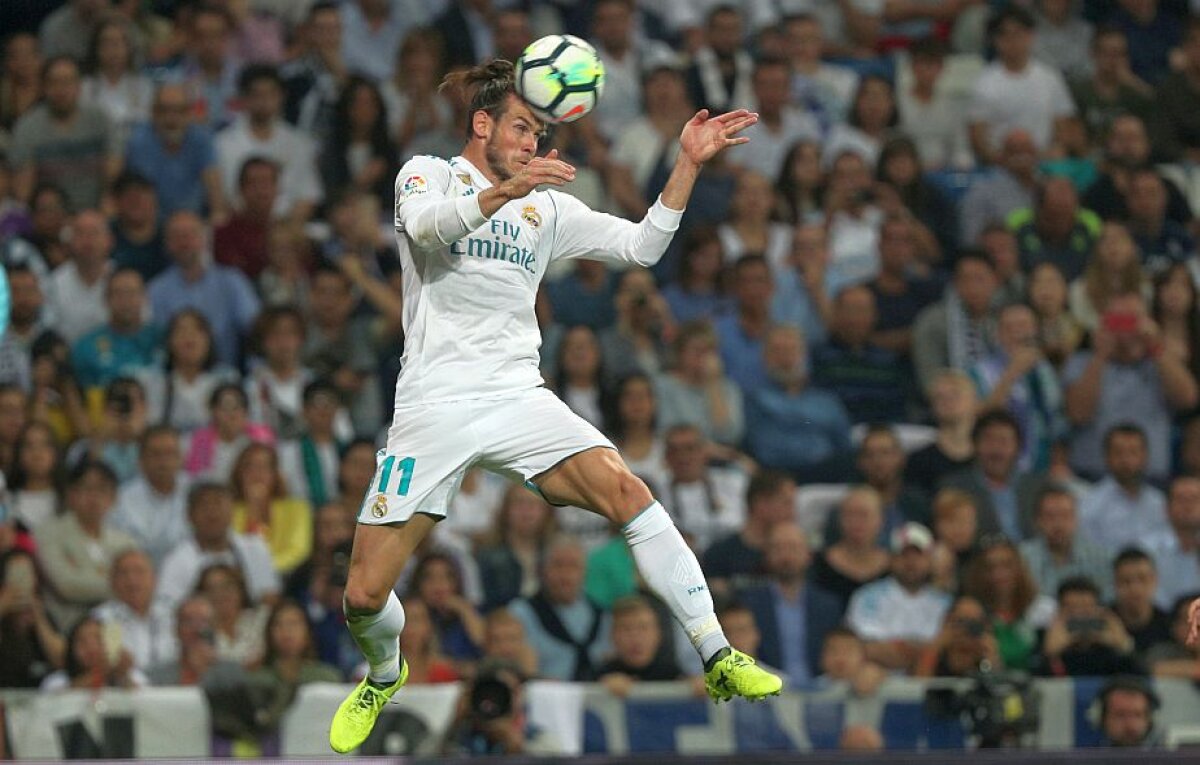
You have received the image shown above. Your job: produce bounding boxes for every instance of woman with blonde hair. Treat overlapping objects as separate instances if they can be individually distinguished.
[1069,223,1147,331]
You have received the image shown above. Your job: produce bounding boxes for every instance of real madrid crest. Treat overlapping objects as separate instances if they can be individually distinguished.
[371,494,388,519]
[521,205,542,228]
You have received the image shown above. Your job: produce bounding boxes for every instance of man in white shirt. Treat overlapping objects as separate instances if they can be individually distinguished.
[48,209,114,343]
[781,13,858,131]
[92,549,177,670]
[588,0,675,143]
[156,482,279,609]
[111,426,191,566]
[215,64,322,223]
[1078,424,1171,555]
[661,424,748,552]
[846,522,951,671]
[967,5,1075,162]
[730,57,821,181]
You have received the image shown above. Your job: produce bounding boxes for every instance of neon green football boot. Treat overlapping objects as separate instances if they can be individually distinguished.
[704,648,783,703]
[329,658,409,753]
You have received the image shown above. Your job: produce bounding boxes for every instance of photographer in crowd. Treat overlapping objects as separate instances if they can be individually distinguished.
[442,659,564,756]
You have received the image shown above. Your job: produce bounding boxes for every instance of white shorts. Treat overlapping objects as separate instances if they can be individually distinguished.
[356,387,614,525]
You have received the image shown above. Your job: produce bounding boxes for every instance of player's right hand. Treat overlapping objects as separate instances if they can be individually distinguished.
[502,149,576,197]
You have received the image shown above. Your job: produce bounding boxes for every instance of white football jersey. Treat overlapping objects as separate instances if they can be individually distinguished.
[392,154,682,407]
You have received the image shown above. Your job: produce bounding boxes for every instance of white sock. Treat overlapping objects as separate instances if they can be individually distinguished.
[622,501,729,663]
[345,590,406,684]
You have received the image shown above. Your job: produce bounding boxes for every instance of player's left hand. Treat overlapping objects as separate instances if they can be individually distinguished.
[679,109,758,166]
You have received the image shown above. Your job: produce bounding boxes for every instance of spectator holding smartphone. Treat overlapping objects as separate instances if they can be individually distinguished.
[1040,576,1138,677]
[914,595,1002,677]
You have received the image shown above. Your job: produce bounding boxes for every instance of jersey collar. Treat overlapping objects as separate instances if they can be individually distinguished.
[449,156,492,190]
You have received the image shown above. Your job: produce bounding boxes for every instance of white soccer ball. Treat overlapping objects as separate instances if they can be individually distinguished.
[514,34,606,124]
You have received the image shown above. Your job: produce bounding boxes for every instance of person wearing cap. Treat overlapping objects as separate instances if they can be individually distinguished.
[845,522,951,672]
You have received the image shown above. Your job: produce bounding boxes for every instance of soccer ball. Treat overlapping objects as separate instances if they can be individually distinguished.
[514,35,605,124]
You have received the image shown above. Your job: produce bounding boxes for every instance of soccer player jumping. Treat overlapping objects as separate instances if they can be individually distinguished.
[329,60,780,753]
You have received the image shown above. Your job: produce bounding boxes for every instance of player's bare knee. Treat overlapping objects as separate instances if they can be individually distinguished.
[343,581,388,615]
[609,470,653,524]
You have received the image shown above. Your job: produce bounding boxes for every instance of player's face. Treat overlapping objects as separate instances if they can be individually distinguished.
[484,96,545,181]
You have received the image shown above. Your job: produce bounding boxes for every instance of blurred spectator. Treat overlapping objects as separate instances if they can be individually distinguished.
[241,600,341,732]
[195,562,269,667]
[824,75,896,170]
[846,522,951,672]
[216,64,322,223]
[898,38,972,171]
[914,595,1002,677]
[598,595,685,696]
[334,437,376,509]
[1029,262,1083,369]
[81,16,153,145]
[48,209,114,344]
[39,0,108,62]
[1070,27,1153,142]
[476,485,557,611]
[109,172,165,280]
[737,523,842,689]
[715,254,775,392]
[398,597,459,684]
[732,58,819,180]
[968,6,1074,162]
[547,260,617,332]
[276,381,345,510]
[702,469,795,588]
[816,627,885,697]
[0,33,41,135]
[509,537,610,681]
[685,6,754,114]
[971,303,1064,471]
[722,176,793,270]
[0,383,28,476]
[319,76,396,213]
[1010,177,1100,281]
[156,482,280,610]
[91,548,175,670]
[71,269,162,389]
[281,2,347,143]
[1152,264,1200,384]
[940,409,1043,540]
[410,551,485,664]
[782,14,857,132]
[304,264,381,434]
[1126,168,1196,273]
[175,5,241,131]
[111,425,189,565]
[812,487,891,609]
[29,331,92,443]
[554,325,606,429]
[384,31,452,162]
[6,264,49,350]
[823,150,884,294]
[912,253,998,394]
[1084,115,1190,224]
[124,83,226,222]
[839,725,885,752]
[149,211,262,368]
[246,306,321,440]
[1150,17,1200,162]
[866,217,943,358]
[10,57,121,212]
[36,460,134,627]
[905,370,978,495]
[860,426,931,535]
[1079,424,1171,551]
[877,138,956,254]
[978,222,1023,305]
[587,0,661,142]
[213,157,278,279]
[146,595,243,689]
[285,502,353,604]
[442,659,565,756]
[961,536,1057,671]
[812,284,908,424]
[70,376,148,483]
[0,549,65,688]
[1040,576,1138,676]
[960,129,1038,245]
[1032,0,1092,80]
[662,227,729,324]
[600,269,672,383]
[1146,476,1200,608]
[1111,548,1172,656]
[1019,484,1114,604]
[13,184,70,273]
[1147,595,1200,677]
[344,0,434,80]
[230,442,313,574]
[1097,676,1161,748]
[930,489,980,592]
[41,615,147,690]
[717,600,780,677]
[481,608,538,680]
[1068,223,1146,333]
[140,309,239,434]
[656,322,744,447]
[224,0,284,64]
[771,222,832,347]
[746,324,852,478]
[8,421,65,533]
[1109,0,1184,86]
[773,139,824,225]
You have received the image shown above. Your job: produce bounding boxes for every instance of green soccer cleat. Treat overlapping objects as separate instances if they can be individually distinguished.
[329,658,409,753]
[704,649,783,703]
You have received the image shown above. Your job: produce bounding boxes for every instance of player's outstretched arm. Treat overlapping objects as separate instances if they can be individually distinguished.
[660,109,759,211]
[478,150,576,217]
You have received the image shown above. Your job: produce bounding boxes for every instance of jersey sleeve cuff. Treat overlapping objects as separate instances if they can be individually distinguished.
[457,193,488,230]
[648,196,684,232]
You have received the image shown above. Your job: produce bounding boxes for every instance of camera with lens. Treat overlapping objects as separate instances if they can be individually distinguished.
[925,671,1041,748]
[469,671,515,722]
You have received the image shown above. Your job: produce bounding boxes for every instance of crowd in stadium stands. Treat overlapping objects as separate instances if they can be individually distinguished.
[1,0,1200,753]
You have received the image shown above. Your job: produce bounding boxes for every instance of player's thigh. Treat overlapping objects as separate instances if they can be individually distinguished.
[475,390,652,524]
[345,515,436,612]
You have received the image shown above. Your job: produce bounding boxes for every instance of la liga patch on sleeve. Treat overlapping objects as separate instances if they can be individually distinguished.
[399,174,428,199]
